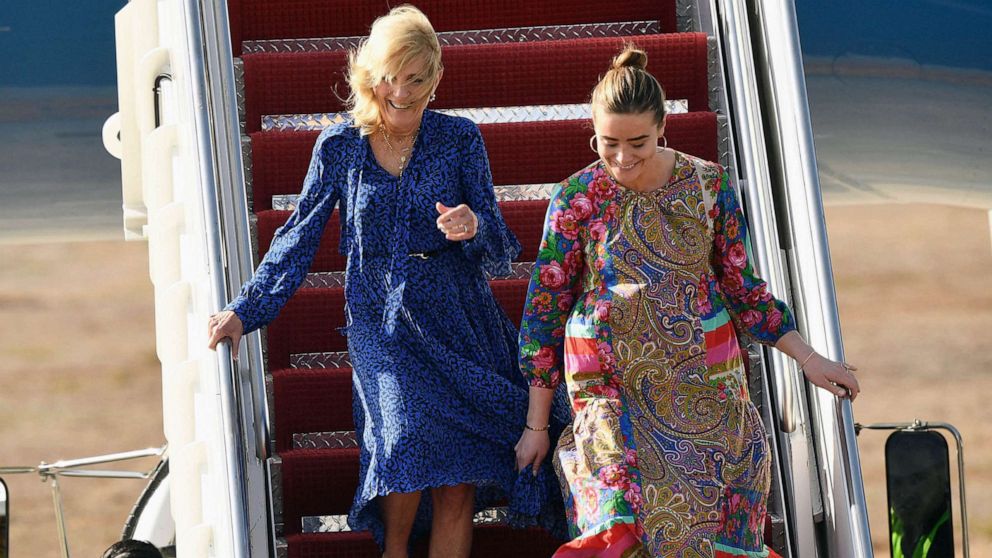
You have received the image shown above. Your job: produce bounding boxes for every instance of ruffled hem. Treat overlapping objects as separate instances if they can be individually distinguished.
[348,463,567,548]
[508,464,570,539]
[552,521,642,558]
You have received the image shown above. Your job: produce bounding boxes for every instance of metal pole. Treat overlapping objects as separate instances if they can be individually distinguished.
[49,475,70,558]
[180,0,269,553]
[940,424,972,558]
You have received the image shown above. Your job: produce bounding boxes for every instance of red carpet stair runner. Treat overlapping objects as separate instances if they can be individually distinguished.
[223,1,773,556]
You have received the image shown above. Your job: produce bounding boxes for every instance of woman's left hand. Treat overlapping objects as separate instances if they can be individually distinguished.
[435,202,478,241]
[802,354,861,400]
[515,429,550,476]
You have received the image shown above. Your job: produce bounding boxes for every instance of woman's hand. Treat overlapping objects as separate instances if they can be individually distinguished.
[207,310,244,359]
[802,353,860,400]
[435,202,478,241]
[515,428,550,476]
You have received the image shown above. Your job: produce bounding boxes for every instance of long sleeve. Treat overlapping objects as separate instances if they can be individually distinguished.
[225,131,343,334]
[518,175,587,389]
[710,168,796,345]
[458,123,521,276]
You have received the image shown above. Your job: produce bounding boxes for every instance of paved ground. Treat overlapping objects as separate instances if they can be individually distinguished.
[0,87,123,245]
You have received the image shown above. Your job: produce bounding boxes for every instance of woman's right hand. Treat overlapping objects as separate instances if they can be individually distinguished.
[515,428,550,476]
[802,353,860,400]
[207,310,244,359]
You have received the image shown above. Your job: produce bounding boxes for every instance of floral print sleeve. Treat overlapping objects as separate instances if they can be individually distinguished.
[709,167,797,345]
[225,128,343,334]
[518,173,590,389]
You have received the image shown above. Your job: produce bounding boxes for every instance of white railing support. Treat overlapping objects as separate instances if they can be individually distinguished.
[109,0,270,555]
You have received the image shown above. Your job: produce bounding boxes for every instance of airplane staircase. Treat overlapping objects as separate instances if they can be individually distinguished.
[224,0,784,556]
[106,0,876,552]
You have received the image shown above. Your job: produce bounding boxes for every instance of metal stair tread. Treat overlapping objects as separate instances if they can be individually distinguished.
[240,32,711,132]
[243,21,665,54]
[231,0,678,55]
[247,113,721,211]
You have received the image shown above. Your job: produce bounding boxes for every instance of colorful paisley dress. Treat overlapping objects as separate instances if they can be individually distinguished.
[519,151,794,557]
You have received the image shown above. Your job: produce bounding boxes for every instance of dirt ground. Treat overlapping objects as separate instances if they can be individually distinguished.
[1,203,990,556]
[0,240,161,558]
[826,204,992,555]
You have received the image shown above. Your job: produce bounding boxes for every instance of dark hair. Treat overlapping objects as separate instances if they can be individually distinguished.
[591,44,667,125]
[101,539,163,558]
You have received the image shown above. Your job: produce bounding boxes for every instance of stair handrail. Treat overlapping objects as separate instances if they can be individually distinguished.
[696,0,873,554]
[178,0,271,555]
[746,0,873,556]
[699,0,819,553]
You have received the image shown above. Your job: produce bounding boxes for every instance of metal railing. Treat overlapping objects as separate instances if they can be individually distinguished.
[0,447,166,558]
[700,0,816,554]
[696,0,874,555]
[858,420,970,557]
[179,0,271,555]
[750,0,874,555]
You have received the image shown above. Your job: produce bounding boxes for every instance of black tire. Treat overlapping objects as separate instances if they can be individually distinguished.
[121,458,170,541]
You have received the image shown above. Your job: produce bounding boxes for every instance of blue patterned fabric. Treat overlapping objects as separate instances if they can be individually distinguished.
[227,110,568,545]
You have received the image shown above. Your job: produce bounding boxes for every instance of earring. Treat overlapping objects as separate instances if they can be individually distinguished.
[660,136,668,150]
[589,135,598,153]
[430,93,437,102]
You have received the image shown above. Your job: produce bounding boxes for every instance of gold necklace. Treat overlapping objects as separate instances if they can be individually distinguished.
[379,124,418,175]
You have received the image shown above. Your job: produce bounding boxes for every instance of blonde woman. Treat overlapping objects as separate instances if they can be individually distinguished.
[514,45,860,557]
[208,6,564,557]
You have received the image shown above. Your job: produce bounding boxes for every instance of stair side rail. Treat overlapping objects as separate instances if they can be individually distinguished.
[695,0,819,554]
[737,0,873,555]
[750,0,872,554]
[176,0,273,554]
[691,0,873,555]
[106,0,271,555]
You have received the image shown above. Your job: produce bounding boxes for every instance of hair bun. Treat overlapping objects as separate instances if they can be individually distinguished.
[612,46,648,71]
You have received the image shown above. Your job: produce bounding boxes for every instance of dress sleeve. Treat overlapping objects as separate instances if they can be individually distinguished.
[711,168,797,345]
[225,133,342,334]
[458,123,522,276]
[518,177,586,389]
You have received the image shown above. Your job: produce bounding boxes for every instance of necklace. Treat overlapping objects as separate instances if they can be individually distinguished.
[379,124,419,176]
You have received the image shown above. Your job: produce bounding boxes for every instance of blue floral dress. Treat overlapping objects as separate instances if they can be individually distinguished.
[228,110,567,545]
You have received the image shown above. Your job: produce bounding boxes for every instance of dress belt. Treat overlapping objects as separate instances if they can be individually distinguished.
[408,243,456,260]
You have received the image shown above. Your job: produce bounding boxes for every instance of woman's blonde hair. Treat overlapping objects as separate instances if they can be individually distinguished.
[347,5,443,136]
[590,44,666,125]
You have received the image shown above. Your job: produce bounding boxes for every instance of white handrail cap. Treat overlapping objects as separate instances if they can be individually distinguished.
[103,112,123,160]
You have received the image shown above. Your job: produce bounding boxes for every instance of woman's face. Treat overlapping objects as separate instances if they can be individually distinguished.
[592,107,664,185]
[373,55,436,134]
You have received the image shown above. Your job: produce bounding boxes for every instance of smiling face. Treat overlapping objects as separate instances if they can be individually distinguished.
[592,106,665,187]
[373,55,438,135]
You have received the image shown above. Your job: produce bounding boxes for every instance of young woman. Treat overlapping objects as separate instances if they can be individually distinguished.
[514,45,860,557]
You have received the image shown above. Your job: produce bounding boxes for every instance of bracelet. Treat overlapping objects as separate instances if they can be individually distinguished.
[525,423,550,432]
[799,349,817,370]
